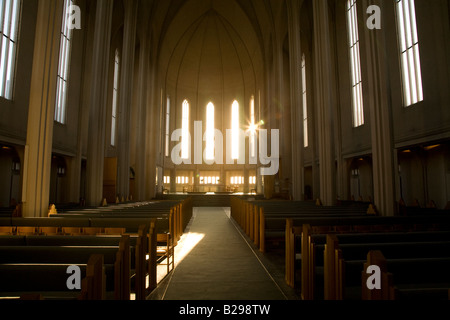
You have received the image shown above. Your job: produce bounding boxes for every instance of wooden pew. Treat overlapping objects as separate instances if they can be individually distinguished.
[361,250,450,300]
[0,263,89,299]
[157,233,174,274]
[79,254,106,300]
[53,198,192,232]
[323,235,450,300]
[0,199,194,300]
[47,198,193,246]
[289,220,450,299]
[231,197,370,253]
[114,235,130,300]
[0,236,131,300]
[361,250,395,300]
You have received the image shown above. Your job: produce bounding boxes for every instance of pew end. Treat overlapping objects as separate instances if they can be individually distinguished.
[79,254,106,300]
[156,233,175,274]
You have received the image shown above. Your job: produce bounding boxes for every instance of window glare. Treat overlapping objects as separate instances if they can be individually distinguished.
[111,49,119,146]
[181,100,190,159]
[396,0,423,107]
[301,54,309,147]
[0,0,21,100]
[55,0,73,124]
[165,96,170,156]
[205,102,215,161]
[346,0,364,127]
[231,100,239,160]
[249,96,256,158]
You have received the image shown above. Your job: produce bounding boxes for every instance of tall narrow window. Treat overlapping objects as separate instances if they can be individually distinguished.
[346,0,364,127]
[0,0,21,100]
[165,96,170,157]
[395,0,423,106]
[111,49,120,146]
[301,54,309,148]
[55,0,74,124]
[181,99,190,159]
[249,96,256,158]
[205,102,215,160]
[231,100,239,160]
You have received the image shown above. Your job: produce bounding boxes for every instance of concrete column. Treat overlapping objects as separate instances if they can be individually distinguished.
[21,0,64,217]
[244,167,249,194]
[362,0,396,216]
[312,0,337,206]
[85,0,114,206]
[170,169,177,193]
[68,1,94,204]
[287,0,305,201]
[134,23,150,201]
[144,68,160,200]
[116,0,138,200]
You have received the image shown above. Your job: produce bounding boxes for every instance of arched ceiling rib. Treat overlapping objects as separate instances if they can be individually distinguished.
[158,0,264,81]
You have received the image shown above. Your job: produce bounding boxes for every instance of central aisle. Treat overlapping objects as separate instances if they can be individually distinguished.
[160,207,287,300]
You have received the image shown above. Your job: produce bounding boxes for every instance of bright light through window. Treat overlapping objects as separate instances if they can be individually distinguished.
[165,96,170,156]
[0,0,20,100]
[55,0,74,124]
[230,176,245,185]
[395,0,423,106]
[249,96,256,158]
[231,100,239,160]
[301,55,308,147]
[182,99,189,159]
[205,102,215,160]
[346,0,364,128]
[111,49,119,146]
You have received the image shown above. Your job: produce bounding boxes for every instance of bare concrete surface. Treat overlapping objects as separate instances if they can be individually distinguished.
[150,207,290,300]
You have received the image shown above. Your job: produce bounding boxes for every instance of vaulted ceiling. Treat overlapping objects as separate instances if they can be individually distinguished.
[144,0,289,126]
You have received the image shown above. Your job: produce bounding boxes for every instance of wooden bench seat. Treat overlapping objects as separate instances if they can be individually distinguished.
[0,246,123,265]
[17,234,137,246]
[0,263,89,295]
[0,257,116,300]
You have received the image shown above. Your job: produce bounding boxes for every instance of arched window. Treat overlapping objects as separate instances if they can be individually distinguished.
[205,102,215,160]
[181,99,190,159]
[0,0,21,100]
[346,0,364,127]
[395,0,423,106]
[111,49,120,146]
[231,100,239,160]
[55,0,74,124]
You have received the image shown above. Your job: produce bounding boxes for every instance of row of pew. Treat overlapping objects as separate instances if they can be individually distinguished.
[288,214,450,300]
[230,196,371,253]
[231,196,450,300]
[0,198,193,300]
[0,231,138,300]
